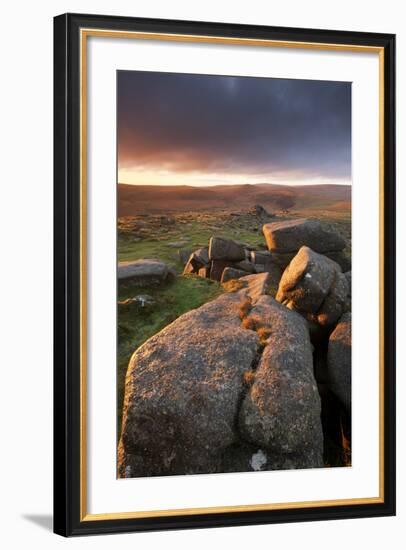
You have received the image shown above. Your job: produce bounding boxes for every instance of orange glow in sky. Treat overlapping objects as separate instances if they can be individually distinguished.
[118,166,351,187]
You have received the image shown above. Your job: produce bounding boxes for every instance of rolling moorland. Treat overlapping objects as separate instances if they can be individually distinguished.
[117,183,351,474]
[118,182,351,216]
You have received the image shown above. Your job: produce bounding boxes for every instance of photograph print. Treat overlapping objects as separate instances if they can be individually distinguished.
[116,70,352,479]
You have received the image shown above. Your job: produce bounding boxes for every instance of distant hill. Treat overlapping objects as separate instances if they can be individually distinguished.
[118,183,351,216]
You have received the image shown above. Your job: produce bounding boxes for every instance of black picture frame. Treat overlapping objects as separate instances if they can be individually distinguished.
[54,12,396,537]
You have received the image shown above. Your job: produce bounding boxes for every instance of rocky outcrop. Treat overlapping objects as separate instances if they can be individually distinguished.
[235,260,256,273]
[239,296,324,468]
[209,236,246,261]
[237,273,271,303]
[250,204,272,219]
[182,235,286,290]
[221,267,247,283]
[262,218,349,270]
[327,313,352,410]
[118,259,174,285]
[276,246,349,327]
[118,273,323,477]
[183,236,273,283]
[178,247,193,265]
[209,259,233,281]
[263,218,346,254]
[183,248,210,274]
[250,250,272,264]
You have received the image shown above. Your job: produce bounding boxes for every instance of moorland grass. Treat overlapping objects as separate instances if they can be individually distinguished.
[117,274,222,436]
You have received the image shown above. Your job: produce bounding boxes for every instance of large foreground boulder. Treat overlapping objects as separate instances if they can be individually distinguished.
[239,296,323,468]
[118,259,173,285]
[327,313,352,410]
[276,246,349,327]
[263,218,346,254]
[118,293,260,477]
[118,271,325,477]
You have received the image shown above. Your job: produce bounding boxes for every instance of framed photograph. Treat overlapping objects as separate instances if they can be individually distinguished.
[54,13,396,536]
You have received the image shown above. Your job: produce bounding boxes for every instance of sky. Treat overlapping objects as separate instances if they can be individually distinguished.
[117,71,351,187]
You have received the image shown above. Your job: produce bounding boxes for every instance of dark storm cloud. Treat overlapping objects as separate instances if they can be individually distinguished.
[117,71,351,180]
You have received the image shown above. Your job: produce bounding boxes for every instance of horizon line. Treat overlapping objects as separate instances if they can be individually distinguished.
[118,181,352,188]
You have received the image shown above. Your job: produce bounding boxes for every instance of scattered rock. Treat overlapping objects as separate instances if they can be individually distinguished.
[193,247,210,265]
[210,259,233,281]
[276,246,349,327]
[158,215,175,226]
[183,259,195,274]
[118,294,155,308]
[266,251,296,270]
[327,313,352,410]
[178,248,193,265]
[238,272,271,304]
[209,236,246,262]
[263,218,346,254]
[250,252,283,288]
[239,296,323,468]
[118,259,172,285]
[250,204,272,219]
[198,266,210,278]
[183,248,210,274]
[250,250,272,264]
[221,267,247,283]
[235,260,256,273]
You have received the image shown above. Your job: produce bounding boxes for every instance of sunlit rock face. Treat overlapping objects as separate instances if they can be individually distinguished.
[239,295,324,469]
[276,246,349,328]
[263,218,346,254]
[262,219,350,271]
[118,259,173,285]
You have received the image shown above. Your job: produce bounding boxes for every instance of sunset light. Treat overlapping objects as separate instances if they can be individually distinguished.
[117,71,351,188]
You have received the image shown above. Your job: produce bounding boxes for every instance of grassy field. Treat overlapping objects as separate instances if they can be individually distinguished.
[118,221,266,265]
